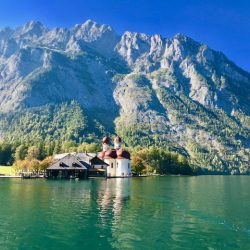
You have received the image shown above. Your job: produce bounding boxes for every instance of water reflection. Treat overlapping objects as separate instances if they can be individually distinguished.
[1,177,250,249]
[96,178,131,228]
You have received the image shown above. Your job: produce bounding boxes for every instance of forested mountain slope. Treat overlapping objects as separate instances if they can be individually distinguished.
[0,20,249,172]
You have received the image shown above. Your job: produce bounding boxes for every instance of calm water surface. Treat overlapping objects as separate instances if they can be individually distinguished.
[0,176,250,249]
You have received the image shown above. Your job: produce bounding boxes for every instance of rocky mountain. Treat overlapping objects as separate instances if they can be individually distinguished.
[0,20,249,172]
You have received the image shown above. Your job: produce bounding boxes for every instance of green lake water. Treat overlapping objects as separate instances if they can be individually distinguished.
[0,176,250,249]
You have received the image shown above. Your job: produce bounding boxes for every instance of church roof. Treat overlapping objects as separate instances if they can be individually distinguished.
[117,148,131,160]
[98,148,130,160]
[102,136,110,144]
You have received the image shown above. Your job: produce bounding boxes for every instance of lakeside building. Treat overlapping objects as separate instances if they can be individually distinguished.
[46,153,108,179]
[46,135,131,179]
[98,136,132,178]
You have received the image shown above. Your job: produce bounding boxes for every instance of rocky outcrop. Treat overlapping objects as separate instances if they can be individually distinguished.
[0,20,249,171]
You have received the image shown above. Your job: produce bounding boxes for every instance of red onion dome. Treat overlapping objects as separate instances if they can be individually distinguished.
[98,151,105,159]
[114,135,122,143]
[104,149,117,159]
[102,136,110,144]
[116,148,130,160]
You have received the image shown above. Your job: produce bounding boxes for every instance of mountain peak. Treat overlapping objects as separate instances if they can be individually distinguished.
[25,20,43,27]
[72,19,117,44]
[84,19,97,26]
[16,20,48,38]
[0,20,249,172]
[173,33,198,44]
[73,19,113,31]
[174,33,187,39]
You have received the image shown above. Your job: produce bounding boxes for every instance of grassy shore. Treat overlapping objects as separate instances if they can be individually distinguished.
[0,166,15,176]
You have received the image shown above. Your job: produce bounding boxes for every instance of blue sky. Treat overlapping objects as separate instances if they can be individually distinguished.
[0,0,249,71]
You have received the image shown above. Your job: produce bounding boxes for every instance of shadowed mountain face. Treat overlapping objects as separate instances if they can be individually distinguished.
[0,20,249,171]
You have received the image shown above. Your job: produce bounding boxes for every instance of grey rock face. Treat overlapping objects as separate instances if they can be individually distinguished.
[0,20,249,170]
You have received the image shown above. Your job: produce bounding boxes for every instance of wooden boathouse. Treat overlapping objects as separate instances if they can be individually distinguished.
[46,153,109,179]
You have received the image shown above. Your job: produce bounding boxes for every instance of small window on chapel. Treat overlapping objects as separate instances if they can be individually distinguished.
[111,163,113,168]
[128,163,130,169]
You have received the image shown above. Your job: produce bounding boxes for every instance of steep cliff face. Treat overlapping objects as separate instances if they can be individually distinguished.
[0,20,249,171]
[116,32,250,114]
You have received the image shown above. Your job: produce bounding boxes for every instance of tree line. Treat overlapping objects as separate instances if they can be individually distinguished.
[0,141,194,175]
[130,147,193,175]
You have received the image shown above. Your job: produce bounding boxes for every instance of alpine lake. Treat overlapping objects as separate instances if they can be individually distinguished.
[0,176,250,249]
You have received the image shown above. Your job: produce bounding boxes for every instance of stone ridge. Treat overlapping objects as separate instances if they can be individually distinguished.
[0,20,249,171]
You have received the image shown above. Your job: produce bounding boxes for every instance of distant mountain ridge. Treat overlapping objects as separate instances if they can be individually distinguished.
[0,20,249,172]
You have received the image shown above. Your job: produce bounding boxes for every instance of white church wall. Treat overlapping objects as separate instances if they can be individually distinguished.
[116,159,131,177]
[105,159,117,177]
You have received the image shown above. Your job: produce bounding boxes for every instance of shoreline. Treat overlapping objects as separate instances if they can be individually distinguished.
[0,176,22,178]
[1,174,250,179]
